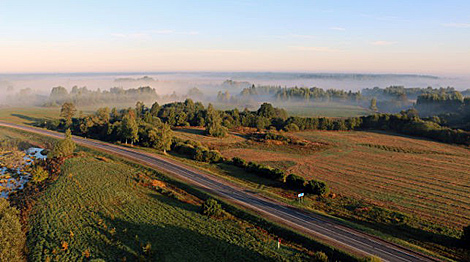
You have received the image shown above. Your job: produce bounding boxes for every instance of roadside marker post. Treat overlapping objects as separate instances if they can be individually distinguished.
[297,192,304,202]
[278,238,281,249]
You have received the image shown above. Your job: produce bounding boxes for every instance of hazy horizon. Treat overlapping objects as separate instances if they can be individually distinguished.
[1,1,470,75]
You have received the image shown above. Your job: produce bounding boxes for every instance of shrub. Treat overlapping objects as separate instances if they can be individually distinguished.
[285,174,306,189]
[305,180,329,196]
[231,157,248,168]
[202,198,224,218]
[0,198,26,262]
[204,150,223,163]
[311,251,328,262]
[362,255,383,262]
[49,129,76,158]
[284,123,300,132]
[31,165,49,183]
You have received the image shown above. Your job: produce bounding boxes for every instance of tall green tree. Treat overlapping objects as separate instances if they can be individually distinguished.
[205,104,227,137]
[60,102,77,127]
[148,123,173,154]
[120,113,139,144]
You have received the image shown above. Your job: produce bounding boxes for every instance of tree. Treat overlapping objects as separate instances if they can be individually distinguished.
[257,103,276,118]
[205,104,227,137]
[49,129,76,158]
[369,98,378,111]
[148,123,173,154]
[150,102,160,116]
[120,113,139,145]
[60,102,77,126]
[0,198,26,262]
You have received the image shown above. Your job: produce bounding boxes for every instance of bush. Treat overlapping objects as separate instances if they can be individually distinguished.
[31,165,49,183]
[284,123,300,132]
[231,157,248,168]
[311,251,328,262]
[49,129,76,158]
[362,255,382,262]
[285,174,306,189]
[0,198,25,262]
[202,198,224,218]
[305,180,329,196]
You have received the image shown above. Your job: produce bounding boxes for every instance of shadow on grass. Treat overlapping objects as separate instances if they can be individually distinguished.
[173,128,205,136]
[90,214,277,262]
[147,191,200,213]
[10,113,47,125]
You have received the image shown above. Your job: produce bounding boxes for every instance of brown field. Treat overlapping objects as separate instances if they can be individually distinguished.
[180,128,470,229]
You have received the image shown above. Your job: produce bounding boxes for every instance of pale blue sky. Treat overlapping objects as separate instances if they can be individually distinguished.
[0,0,469,74]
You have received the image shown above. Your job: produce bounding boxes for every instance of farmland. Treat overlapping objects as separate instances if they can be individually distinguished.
[173,127,470,230]
[26,155,312,262]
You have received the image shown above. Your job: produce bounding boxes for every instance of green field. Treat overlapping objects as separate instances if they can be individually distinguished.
[26,155,311,262]
[0,107,60,125]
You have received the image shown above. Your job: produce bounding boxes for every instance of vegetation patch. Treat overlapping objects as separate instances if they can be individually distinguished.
[26,156,316,261]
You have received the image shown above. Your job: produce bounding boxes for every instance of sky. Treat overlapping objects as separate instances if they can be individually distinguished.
[0,0,469,75]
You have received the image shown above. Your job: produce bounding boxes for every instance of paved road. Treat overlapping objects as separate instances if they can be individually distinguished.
[1,121,440,262]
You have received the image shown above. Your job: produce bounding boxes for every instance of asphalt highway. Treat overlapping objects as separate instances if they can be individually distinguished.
[0,121,441,262]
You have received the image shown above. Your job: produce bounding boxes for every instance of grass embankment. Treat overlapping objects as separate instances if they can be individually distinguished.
[25,155,321,262]
[171,127,469,260]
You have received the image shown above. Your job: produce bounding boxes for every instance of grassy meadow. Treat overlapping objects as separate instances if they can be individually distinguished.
[26,155,312,262]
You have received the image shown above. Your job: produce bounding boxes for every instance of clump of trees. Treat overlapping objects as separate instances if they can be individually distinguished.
[45,86,159,107]
[0,198,26,262]
[231,157,329,196]
[172,139,223,163]
[49,129,76,158]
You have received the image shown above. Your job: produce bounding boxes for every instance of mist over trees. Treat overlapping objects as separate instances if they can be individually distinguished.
[45,86,160,107]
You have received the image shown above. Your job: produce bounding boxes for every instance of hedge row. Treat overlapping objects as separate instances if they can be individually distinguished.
[232,157,329,196]
[172,139,223,163]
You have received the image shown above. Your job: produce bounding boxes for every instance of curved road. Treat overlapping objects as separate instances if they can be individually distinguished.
[0,121,440,262]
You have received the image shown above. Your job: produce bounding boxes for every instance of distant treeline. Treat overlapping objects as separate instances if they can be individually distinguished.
[43,86,208,107]
[218,84,470,116]
[219,85,363,104]
[44,86,160,107]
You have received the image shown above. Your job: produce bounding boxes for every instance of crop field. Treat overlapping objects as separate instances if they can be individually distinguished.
[27,155,310,262]
[190,130,470,230]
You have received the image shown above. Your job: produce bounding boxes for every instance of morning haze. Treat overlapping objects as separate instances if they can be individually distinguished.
[0,1,469,262]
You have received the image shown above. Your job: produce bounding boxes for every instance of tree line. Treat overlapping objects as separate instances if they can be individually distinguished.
[41,99,470,147]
